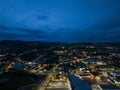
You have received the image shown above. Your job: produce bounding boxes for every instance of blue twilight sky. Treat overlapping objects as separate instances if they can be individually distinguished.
[0,0,120,42]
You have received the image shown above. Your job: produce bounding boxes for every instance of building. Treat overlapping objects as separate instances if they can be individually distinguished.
[46,73,72,90]
[98,84,120,90]
[108,72,120,84]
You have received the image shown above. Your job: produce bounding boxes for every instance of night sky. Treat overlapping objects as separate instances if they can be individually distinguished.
[0,0,120,42]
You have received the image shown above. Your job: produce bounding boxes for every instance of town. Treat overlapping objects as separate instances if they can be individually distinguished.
[0,40,120,90]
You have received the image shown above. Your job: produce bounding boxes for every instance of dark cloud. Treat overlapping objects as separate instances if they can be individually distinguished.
[0,25,57,41]
[36,15,49,21]
[63,28,120,42]
[0,24,120,42]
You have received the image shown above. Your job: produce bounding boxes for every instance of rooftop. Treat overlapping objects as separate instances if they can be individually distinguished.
[99,84,120,90]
